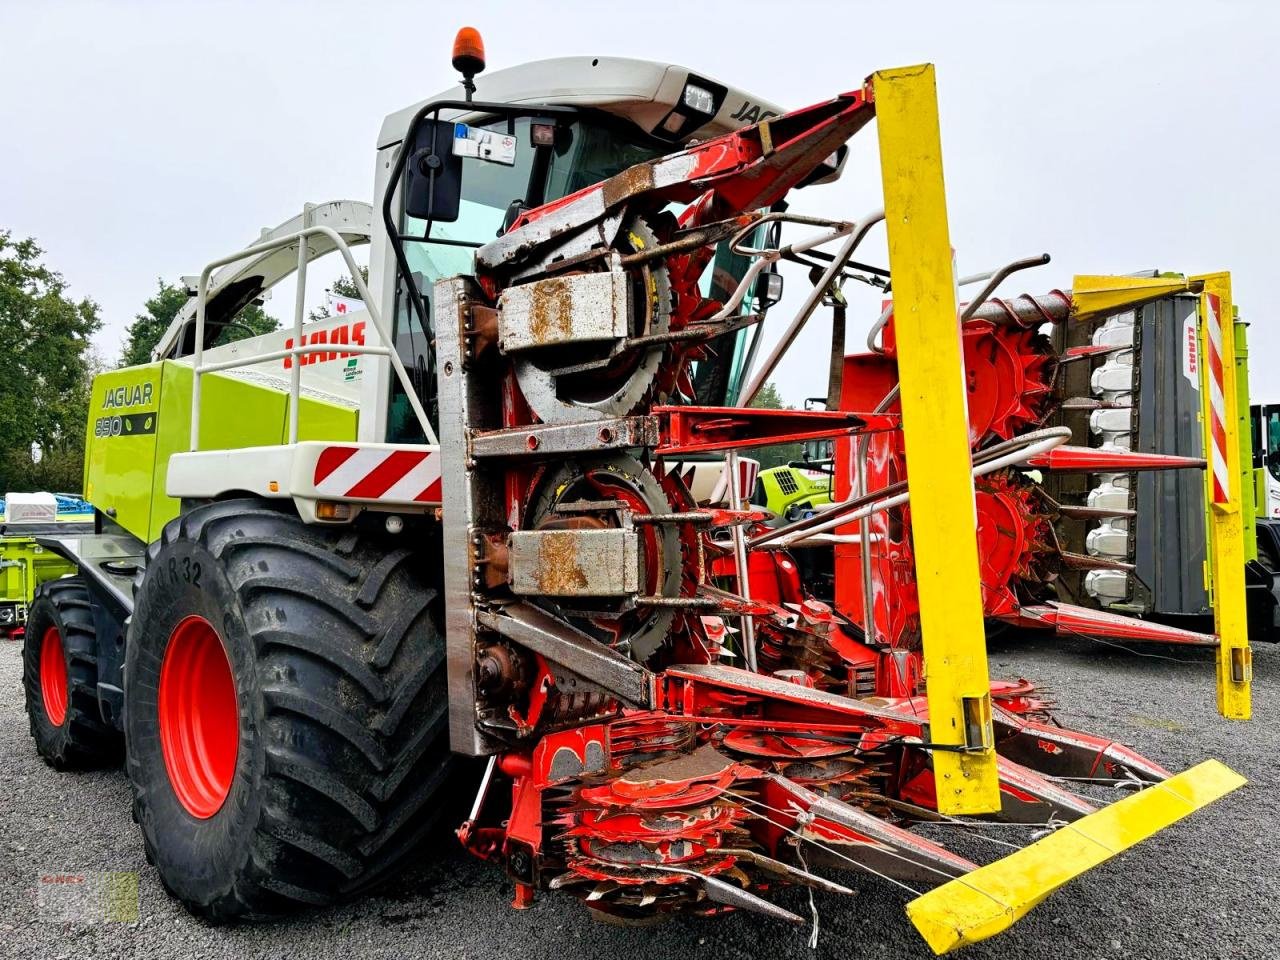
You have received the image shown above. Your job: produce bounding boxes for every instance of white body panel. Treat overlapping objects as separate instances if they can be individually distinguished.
[181,310,371,410]
[167,441,443,524]
[155,200,372,361]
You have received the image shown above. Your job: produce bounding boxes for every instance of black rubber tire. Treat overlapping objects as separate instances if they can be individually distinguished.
[22,577,122,768]
[124,499,453,920]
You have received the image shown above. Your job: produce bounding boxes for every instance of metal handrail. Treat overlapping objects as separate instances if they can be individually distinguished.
[720,209,886,407]
[754,427,1073,550]
[190,223,439,450]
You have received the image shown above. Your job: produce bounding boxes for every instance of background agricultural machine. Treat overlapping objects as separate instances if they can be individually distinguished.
[1252,399,1280,521]
[20,31,1249,954]
[0,492,92,639]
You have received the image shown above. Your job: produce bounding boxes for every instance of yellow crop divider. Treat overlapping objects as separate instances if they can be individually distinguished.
[872,64,999,814]
[906,759,1246,954]
[1193,271,1252,719]
[1070,273,1202,323]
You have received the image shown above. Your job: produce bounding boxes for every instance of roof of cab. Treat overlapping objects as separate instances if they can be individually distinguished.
[377,56,784,149]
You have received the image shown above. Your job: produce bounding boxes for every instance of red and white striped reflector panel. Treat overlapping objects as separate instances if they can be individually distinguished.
[313,447,442,503]
[708,456,762,506]
[1203,293,1230,504]
[738,457,761,498]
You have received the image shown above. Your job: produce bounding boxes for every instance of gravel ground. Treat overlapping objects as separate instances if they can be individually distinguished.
[1,630,1275,960]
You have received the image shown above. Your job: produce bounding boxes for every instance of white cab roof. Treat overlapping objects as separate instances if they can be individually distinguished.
[378,56,784,148]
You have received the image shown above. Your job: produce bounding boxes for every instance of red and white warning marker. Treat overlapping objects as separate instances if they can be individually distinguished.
[1203,293,1231,505]
[313,446,442,503]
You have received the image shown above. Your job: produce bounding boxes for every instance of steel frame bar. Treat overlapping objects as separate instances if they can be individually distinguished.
[190,218,437,448]
[654,406,896,456]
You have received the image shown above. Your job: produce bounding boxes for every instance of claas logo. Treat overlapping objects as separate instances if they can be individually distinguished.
[284,320,367,369]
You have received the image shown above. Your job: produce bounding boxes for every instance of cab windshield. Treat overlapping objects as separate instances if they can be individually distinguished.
[399,115,662,293]
[388,112,764,443]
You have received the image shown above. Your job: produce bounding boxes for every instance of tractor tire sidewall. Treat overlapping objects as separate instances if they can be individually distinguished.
[24,588,75,762]
[23,578,119,768]
[122,500,454,920]
[126,532,265,909]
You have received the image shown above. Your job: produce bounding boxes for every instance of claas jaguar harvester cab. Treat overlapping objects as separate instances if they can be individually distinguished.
[23,29,1248,953]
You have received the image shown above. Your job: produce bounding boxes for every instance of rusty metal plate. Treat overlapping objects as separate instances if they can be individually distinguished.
[508,527,639,596]
[497,270,629,353]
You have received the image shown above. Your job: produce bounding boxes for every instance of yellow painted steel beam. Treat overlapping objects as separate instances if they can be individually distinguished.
[906,759,1246,955]
[1193,272,1252,719]
[1071,273,1203,323]
[1233,316,1258,562]
[872,64,999,815]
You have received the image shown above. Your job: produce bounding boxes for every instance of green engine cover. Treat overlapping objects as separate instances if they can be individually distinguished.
[84,361,357,543]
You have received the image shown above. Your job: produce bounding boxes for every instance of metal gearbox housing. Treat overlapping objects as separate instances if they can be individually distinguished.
[497,268,631,353]
[511,217,674,424]
[507,528,640,597]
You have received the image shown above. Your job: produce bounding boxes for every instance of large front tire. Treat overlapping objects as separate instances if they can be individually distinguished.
[125,500,453,920]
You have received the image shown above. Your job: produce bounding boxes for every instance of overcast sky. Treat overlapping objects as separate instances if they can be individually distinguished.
[2,0,1277,405]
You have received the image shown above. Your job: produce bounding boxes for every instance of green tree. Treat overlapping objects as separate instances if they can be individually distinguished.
[746,381,803,470]
[120,279,279,367]
[748,381,787,411]
[308,266,369,322]
[0,231,101,495]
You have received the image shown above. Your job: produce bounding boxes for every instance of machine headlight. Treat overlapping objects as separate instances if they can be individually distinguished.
[0,606,15,624]
[682,83,716,115]
[758,270,785,307]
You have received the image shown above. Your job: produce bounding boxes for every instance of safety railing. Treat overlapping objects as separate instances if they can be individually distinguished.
[189,223,439,450]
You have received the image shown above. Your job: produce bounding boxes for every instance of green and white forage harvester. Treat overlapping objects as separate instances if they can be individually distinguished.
[22,28,1252,954]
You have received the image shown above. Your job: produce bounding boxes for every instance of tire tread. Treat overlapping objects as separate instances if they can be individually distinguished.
[126,499,452,919]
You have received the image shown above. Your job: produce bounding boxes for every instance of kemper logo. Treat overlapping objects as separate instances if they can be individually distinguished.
[284,319,366,369]
[1182,315,1199,387]
[102,382,154,409]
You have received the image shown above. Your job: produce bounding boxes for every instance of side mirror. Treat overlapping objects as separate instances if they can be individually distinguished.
[499,198,529,236]
[404,119,464,223]
[797,144,848,188]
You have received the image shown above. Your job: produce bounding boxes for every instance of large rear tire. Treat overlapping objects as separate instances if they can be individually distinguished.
[124,499,453,920]
[23,577,122,768]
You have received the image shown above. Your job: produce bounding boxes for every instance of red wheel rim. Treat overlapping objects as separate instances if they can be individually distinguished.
[40,626,69,727]
[158,615,239,818]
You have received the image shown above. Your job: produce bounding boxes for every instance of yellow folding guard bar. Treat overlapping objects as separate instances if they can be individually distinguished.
[872,64,998,815]
[1193,271,1252,719]
[906,759,1246,954]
